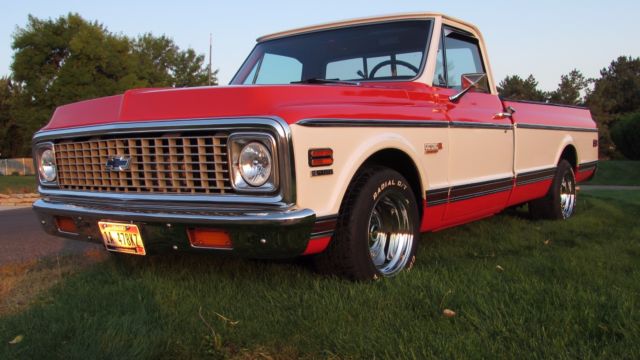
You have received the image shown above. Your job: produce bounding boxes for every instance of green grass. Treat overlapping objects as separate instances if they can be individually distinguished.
[1,190,639,359]
[0,176,37,194]
[587,160,640,186]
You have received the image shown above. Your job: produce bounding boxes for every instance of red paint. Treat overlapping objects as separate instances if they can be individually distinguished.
[503,100,597,129]
[420,201,446,231]
[302,236,332,255]
[43,82,441,130]
[507,179,553,207]
[576,169,596,183]
[42,81,596,132]
[443,191,511,224]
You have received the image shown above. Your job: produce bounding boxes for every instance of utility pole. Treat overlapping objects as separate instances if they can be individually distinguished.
[208,33,213,86]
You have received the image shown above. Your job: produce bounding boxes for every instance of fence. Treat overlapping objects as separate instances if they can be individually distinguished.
[0,158,35,176]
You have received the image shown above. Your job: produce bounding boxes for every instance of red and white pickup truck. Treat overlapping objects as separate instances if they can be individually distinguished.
[33,13,598,280]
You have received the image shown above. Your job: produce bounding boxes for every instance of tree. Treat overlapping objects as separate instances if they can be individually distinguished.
[548,69,588,106]
[610,112,640,160]
[7,13,213,156]
[132,34,214,87]
[585,56,640,157]
[497,74,547,102]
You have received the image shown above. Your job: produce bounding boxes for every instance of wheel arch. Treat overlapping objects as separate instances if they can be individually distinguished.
[341,147,425,221]
[558,143,578,170]
[363,149,423,213]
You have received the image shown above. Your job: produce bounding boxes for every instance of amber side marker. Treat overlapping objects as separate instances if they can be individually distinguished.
[55,216,78,234]
[309,148,333,167]
[187,228,232,249]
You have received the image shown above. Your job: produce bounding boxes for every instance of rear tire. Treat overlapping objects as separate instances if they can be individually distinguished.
[529,159,577,220]
[313,166,420,281]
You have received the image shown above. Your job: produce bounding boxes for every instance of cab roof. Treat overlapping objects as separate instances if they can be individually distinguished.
[257,12,480,42]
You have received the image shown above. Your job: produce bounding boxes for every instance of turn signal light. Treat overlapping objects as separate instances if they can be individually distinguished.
[55,216,78,234]
[308,148,333,167]
[187,228,232,249]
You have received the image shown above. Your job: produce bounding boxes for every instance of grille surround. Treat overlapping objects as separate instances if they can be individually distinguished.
[33,118,295,205]
[55,133,233,194]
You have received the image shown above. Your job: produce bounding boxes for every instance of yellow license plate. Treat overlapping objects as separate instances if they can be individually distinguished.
[98,221,146,255]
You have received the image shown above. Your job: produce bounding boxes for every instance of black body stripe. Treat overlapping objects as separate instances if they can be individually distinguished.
[449,177,513,202]
[517,123,598,133]
[311,215,338,238]
[426,169,560,208]
[297,118,512,129]
[426,188,449,206]
[516,167,556,186]
[578,160,598,171]
[426,177,513,207]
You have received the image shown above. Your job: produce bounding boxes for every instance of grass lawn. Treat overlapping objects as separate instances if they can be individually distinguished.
[0,176,37,194]
[587,160,640,186]
[1,190,639,359]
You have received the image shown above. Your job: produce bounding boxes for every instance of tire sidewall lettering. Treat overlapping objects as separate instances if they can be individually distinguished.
[372,178,408,201]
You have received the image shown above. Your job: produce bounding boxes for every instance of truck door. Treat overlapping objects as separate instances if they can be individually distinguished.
[434,26,514,222]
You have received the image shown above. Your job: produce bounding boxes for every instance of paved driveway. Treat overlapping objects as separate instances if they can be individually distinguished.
[0,207,101,265]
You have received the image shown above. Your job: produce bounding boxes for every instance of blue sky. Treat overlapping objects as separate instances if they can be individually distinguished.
[2,0,638,91]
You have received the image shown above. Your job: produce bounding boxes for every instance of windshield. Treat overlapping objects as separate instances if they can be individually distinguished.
[231,20,433,85]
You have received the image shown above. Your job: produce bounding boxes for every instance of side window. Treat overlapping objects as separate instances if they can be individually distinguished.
[249,53,302,84]
[434,28,486,91]
[434,39,446,87]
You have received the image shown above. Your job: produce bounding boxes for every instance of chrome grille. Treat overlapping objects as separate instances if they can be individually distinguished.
[55,134,233,194]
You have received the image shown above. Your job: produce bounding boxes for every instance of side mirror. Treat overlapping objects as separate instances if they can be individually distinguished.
[449,73,488,103]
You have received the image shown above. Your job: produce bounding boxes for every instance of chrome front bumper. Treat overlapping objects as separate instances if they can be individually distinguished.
[33,198,316,259]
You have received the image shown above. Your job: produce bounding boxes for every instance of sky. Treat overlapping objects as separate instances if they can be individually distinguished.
[1,0,639,91]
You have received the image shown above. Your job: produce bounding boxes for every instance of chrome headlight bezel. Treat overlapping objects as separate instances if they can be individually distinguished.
[228,133,278,193]
[34,142,58,186]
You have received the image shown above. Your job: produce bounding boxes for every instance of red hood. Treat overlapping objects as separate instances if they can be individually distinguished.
[42,83,433,131]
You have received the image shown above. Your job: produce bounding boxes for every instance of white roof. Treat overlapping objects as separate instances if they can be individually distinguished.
[257,12,480,42]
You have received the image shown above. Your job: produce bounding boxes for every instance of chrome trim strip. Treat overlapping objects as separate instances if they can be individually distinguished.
[450,121,513,130]
[33,117,297,206]
[297,118,513,129]
[33,199,315,227]
[516,123,598,133]
[297,118,449,128]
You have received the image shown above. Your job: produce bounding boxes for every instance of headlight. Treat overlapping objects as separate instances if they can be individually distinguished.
[37,146,57,183]
[238,142,272,187]
[228,133,278,192]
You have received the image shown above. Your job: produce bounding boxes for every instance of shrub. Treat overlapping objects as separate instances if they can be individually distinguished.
[611,112,640,160]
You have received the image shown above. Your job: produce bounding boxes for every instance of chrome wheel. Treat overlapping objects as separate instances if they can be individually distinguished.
[368,190,415,276]
[560,171,576,219]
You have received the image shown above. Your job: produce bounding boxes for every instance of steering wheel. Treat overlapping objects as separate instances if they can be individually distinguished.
[368,59,419,78]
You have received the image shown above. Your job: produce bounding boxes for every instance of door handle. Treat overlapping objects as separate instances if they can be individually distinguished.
[494,106,516,120]
[494,112,512,119]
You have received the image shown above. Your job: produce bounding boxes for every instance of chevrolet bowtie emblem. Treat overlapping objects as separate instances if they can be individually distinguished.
[105,156,131,171]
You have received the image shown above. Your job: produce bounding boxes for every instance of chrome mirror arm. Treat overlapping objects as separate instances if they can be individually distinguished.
[448,73,487,103]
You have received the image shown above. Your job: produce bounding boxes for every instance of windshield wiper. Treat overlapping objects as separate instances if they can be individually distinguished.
[291,78,360,85]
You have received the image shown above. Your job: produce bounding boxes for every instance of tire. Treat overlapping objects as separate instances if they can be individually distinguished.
[529,159,577,220]
[313,166,420,281]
